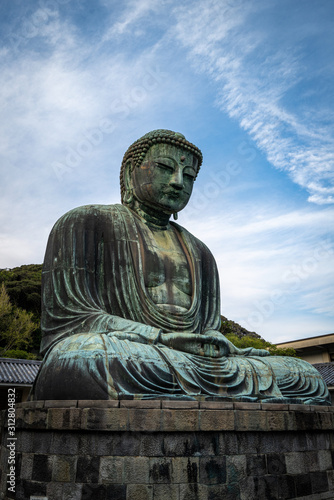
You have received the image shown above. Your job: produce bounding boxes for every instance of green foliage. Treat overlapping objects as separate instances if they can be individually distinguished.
[1,349,37,360]
[220,316,259,339]
[0,264,42,315]
[0,265,42,351]
[224,332,297,357]
[0,283,38,355]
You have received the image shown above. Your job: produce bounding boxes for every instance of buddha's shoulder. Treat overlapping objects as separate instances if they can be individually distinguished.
[171,222,215,260]
[52,204,126,229]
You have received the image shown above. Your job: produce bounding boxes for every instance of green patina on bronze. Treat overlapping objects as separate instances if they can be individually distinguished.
[31,130,331,404]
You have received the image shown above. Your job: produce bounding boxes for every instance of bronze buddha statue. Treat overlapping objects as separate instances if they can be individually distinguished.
[32,130,330,404]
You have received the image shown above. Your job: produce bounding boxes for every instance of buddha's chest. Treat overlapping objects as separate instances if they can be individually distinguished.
[138,225,192,309]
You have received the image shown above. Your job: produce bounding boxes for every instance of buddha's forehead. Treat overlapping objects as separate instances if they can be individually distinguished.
[144,143,197,164]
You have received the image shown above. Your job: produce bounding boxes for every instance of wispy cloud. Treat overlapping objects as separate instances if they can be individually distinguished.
[102,0,169,40]
[183,203,334,341]
[171,0,334,204]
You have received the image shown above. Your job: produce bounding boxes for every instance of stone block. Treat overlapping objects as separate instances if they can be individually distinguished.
[62,482,83,500]
[153,483,180,500]
[246,475,279,500]
[163,433,197,457]
[52,454,77,482]
[140,432,165,457]
[47,408,81,430]
[277,474,296,499]
[261,403,289,411]
[199,401,233,410]
[81,483,109,499]
[100,456,124,483]
[161,410,199,432]
[286,451,320,474]
[32,453,54,482]
[76,455,100,483]
[149,457,173,483]
[179,483,207,500]
[199,456,226,485]
[120,400,160,408]
[78,399,119,408]
[295,473,312,497]
[16,479,47,500]
[123,456,150,484]
[44,399,77,408]
[267,453,287,475]
[219,432,238,455]
[46,481,64,498]
[126,483,153,500]
[162,401,199,409]
[318,450,333,471]
[233,402,261,411]
[29,430,53,455]
[22,408,48,429]
[236,432,261,454]
[16,430,35,453]
[297,411,321,431]
[20,452,34,480]
[128,409,161,431]
[17,400,44,409]
[246,453,266,476]
[285,411,298,431]
[208,483,241,500]
[327,470,334,491]
[105,483,127,500]
[311,471,329,494]
[51,431,80,455]
[83,408,128,431]
[306,431,329,451]
[311,405,329,412]
[78,432,100,455]
[102,432,141,456]
[266,410,287,431]
[234,410,268,431]
[289,404,311,412]
[171,457,199,483]
[226,455,247,486]
[199,409,234,431]
[319,412,334,430]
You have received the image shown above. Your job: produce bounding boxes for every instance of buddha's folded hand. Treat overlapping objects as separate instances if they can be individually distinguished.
[202,330,271,357]
[159,331,233,357]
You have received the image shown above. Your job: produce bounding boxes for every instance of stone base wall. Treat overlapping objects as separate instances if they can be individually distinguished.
[1,400,334,500]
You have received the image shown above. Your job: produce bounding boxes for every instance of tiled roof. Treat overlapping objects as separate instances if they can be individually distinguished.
[0,358,41,385]
[313,362,334,386]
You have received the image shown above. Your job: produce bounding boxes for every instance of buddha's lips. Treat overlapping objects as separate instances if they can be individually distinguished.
[163,189,186,197]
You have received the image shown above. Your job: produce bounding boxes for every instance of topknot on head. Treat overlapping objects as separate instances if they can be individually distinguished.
[120,129,203,203]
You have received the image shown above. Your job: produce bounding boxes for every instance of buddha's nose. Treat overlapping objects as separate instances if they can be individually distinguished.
[170,168,183,190]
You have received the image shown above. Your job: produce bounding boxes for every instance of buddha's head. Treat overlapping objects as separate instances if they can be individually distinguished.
[120,129,203,216]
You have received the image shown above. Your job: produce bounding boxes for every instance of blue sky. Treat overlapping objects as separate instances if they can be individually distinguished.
[0,0,333,343]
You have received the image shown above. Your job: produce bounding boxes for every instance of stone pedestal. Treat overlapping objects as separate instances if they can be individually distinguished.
[1,400,334,500]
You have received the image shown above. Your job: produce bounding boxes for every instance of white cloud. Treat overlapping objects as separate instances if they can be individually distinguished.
[182,204,334,341]
[102,0,169,40]
[171,0,334,205]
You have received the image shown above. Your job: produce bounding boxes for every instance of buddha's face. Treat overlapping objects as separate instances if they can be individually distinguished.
[131,144,198,214]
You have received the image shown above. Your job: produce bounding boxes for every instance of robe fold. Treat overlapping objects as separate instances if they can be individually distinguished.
[31,204,331,404]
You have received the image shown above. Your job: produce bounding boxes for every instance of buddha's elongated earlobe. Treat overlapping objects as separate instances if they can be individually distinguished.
[123,160,134,205]
[173,213,178,220]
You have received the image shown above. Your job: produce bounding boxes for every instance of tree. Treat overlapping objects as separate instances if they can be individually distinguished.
[0,283,38,354]
[0,265,42,351]
[220,316,297,357]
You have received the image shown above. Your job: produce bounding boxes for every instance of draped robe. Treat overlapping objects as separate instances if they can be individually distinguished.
[31,204,330,404]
